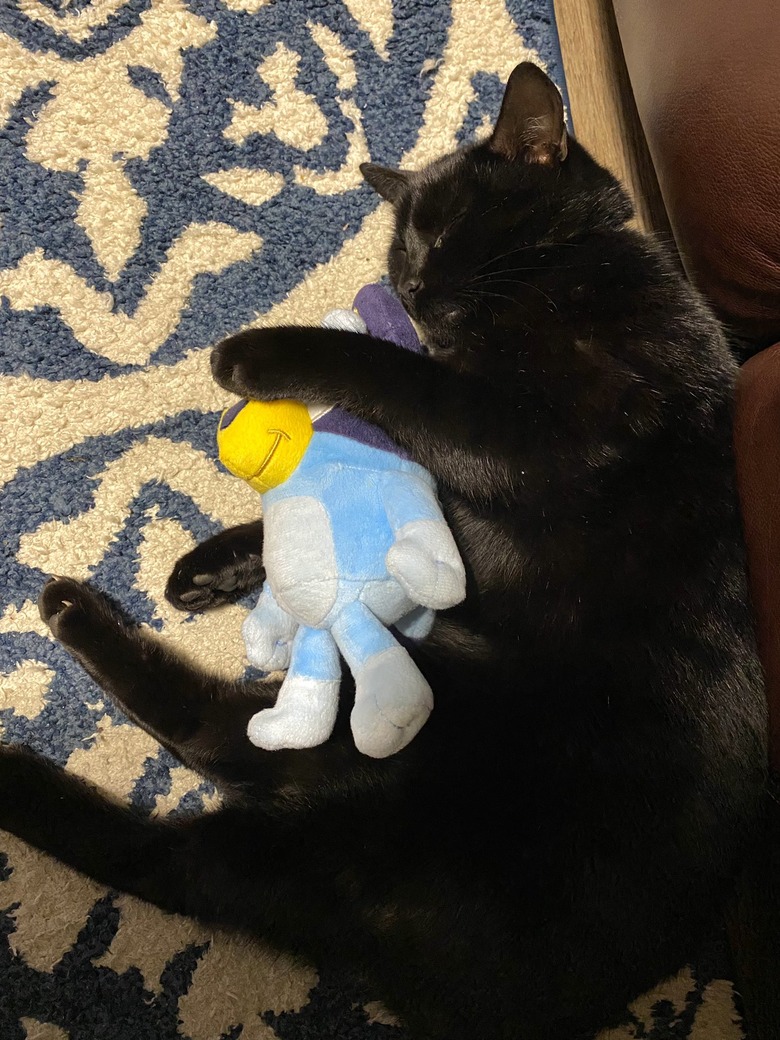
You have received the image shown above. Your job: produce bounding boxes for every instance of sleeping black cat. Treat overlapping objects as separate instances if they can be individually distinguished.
[0,64,767,1039]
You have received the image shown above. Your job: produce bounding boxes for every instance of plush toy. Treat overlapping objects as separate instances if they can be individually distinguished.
[217,284,466,758]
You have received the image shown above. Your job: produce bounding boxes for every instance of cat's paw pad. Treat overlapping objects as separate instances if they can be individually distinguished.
[166,547,263,612]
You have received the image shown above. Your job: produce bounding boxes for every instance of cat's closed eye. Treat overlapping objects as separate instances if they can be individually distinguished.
[432,211,466,249]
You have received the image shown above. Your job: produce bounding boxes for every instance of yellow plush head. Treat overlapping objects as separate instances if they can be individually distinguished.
[217,399,313,493]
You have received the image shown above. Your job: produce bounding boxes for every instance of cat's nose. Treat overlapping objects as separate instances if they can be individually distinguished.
[401,278,422,298]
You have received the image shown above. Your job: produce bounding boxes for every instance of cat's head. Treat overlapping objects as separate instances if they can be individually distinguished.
[361,63,633,368]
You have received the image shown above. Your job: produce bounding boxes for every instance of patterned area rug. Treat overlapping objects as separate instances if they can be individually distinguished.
[0,0,746,1036]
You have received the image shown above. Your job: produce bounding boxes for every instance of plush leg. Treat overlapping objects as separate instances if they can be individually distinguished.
[331,600,433,759]
[395,605,436,640]
[247,625,341,751]
[242,582,298,672]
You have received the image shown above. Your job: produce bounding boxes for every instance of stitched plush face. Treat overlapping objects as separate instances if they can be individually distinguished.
[217,399,313,493]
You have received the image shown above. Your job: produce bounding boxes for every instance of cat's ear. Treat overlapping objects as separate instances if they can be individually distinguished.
[360,163,411,204]
[489,62,567,166]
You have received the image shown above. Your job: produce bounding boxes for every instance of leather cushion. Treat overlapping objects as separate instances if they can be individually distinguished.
[612,0,780,345]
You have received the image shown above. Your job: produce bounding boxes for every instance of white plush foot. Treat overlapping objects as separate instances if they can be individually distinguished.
[247,676,340,750]
[350,646,433,759]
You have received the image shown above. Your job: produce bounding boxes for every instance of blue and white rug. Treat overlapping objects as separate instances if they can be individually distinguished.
[0,0,744,1035]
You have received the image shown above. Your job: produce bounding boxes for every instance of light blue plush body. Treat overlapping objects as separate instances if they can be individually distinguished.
[244,432,465,758]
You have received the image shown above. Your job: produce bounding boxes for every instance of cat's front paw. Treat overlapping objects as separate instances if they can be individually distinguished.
[211,330,258,396]
[211,327,324,402]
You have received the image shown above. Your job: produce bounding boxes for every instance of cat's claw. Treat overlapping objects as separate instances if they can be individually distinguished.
[38,577,122,649]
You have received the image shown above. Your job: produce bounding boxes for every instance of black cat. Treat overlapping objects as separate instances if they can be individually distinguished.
[0,64,767,1040]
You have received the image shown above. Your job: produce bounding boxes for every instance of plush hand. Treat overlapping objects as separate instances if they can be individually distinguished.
[386,520,466,611]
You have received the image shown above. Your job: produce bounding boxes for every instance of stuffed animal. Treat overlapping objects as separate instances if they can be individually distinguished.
[217,284,466,758]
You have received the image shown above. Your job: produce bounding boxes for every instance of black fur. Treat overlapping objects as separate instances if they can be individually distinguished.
[0,64,767,1039]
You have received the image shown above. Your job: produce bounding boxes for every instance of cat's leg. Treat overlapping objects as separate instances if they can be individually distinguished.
[247,625,341,751]
[38,576,275,783]
[0,744,192,911]
[211,328,526,500]
[0,746,493,1040]
[0,741,636,1040]
[0,745,358,964]
[166,520,264,611]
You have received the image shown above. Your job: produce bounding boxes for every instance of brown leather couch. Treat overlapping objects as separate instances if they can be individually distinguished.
[611,0,780,348]
[610,2,780,1034]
